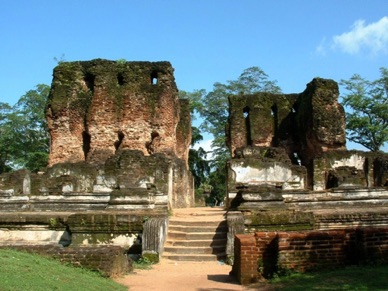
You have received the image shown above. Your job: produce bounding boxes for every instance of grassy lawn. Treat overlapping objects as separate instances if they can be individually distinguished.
[267,265,388,290]
[0,249,127,291]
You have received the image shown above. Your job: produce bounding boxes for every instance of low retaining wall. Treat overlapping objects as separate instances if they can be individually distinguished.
[232,227,388,285]
[0,245,132,277]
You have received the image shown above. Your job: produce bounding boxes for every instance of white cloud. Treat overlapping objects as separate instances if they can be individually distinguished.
[315,37,328,56]
[331,17,388,56]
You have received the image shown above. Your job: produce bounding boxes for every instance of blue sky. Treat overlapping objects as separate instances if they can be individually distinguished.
[1,0,387,150]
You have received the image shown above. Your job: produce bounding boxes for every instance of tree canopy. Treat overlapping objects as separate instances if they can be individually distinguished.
[340,67,388,152]
[0,84,50,173]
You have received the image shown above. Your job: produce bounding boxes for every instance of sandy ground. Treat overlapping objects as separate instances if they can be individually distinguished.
[115,259,248,291]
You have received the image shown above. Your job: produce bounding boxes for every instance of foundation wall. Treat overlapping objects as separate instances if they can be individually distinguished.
[233,227,388,285]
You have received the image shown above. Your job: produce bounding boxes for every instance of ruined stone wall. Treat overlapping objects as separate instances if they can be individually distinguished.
[227,78,346,161]
[227,93,298,154]
[42,59,194,209]
[295,78,346,160]
[311,150,385,191]
[47,59,188,165]
[226,78,388,201]
[0,149,194,211]
[0,245,132,277]
[233,228,388,285]
[0,59,193,256]
[176,99,192,165]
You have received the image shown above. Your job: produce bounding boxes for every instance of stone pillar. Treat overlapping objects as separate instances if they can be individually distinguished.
[142,217,168,261]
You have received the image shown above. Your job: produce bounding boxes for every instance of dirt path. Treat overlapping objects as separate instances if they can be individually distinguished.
[115,259,247,290]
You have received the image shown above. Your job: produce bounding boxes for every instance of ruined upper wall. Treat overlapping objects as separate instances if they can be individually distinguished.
[227,78,346,163]
[46,59,190,165]
[295,78,346,160]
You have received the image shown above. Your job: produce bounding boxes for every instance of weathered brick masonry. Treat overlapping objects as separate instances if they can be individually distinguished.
[225,77,388,286]
[233,227,388,285]
[0,59,194,263]
[0,245,131,277]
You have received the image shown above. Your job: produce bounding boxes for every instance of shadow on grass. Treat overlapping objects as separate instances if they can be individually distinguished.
[266,265,388,291]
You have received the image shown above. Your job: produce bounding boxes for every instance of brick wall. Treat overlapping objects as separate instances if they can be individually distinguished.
[232,227,388,285]
[0,245,132,277]
[232,235,259,285]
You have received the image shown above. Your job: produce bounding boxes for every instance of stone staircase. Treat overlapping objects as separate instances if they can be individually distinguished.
[163,207,227,261]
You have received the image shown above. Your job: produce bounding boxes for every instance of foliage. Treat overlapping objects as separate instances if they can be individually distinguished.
[0,84,50,173]
[53,53,66,64]
[268,265,388,290]
[188,127,211,188]
[0,248,126,290]
[0,102,14,173]
[206,164,227,205]
[180,90,211,196]
[179,89,206,121]
[132,255,155,270]
[116,58,127,64]
[340,67,388,152]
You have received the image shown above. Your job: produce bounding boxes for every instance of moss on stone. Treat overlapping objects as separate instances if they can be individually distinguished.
[142,252,159,263]
[244,210,315,231]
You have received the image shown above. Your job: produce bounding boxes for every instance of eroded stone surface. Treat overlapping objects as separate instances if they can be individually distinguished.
[226,78,388,210]
[0,59,193,253]
[47,59,190,166]
[227,78,345,161]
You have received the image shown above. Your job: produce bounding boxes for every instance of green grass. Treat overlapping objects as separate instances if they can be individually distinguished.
[132,256,155,270]
[268,265,388,290]
[0,249,127,291]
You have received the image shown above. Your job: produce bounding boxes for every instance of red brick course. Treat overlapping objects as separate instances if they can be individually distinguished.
[232,227,388,285]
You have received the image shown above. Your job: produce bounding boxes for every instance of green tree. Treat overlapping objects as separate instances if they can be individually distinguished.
[188,127,211,188]
[0,102,14,173]
[179,90,211,192]
[340,67,388,152]
[0,84,50,173]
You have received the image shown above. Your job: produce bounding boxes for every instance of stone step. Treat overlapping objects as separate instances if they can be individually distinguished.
[163,208,228,262]
[168,225,227,233]
[165,238,227,247]
[163,253,226,262]
[172,207,226,217]
[167,231,227,240]
[168,219,226,225]
[163,245,225,254]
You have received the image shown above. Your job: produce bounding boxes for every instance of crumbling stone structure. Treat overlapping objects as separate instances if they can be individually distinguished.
[0,62,387,278]
[0,60,193,258]
[233,227,388,285]
[226,78,388,210]
[44,59,193,209]
[225,78,388,274]
[47,59,190,165]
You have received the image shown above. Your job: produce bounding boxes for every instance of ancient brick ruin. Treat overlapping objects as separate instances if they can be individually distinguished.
[43,59,193,210]
[0,60,194,212]
[233,228,388,284]
[226,78,388,209]
[0,60,194,273]
[0,61,387,280]
[226,78,388,284]
[47,59,191,166]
